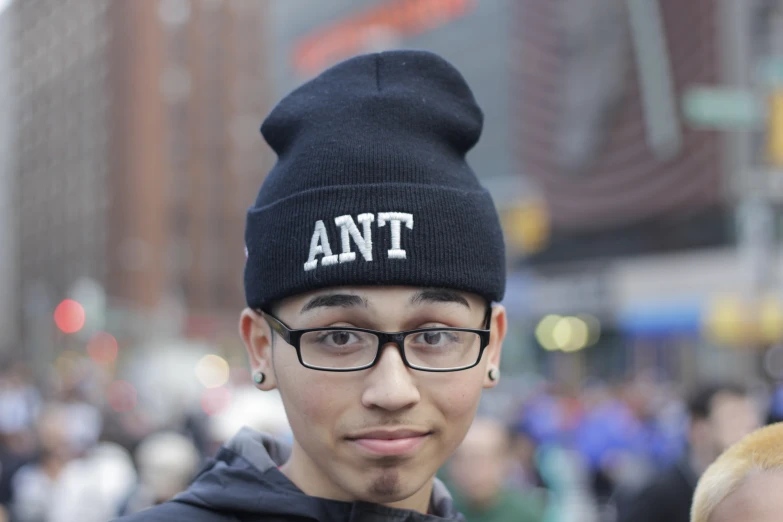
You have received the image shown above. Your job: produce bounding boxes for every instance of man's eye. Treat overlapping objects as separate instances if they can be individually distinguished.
[423,332,444,345]
[412,331,460,347]
[314,331,361,346]
[327,331,354,345]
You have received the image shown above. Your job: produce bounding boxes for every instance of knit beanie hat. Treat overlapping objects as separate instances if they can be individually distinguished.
[244,50,506,310]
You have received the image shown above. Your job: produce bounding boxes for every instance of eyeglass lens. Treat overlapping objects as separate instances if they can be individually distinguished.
[298,329,481,370]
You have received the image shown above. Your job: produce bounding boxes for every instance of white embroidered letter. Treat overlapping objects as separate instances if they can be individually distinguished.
[377,212,414,259]
[334,213,374,263]
[304,220,338,271]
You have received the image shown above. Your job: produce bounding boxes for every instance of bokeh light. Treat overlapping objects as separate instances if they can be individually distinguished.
[704,295,747,345]
[759,296,783,344]
[536,315,593,353]
[579,314,602,347]
[54,299,85,334]
[200,387,232,416]
[195,354,230,388]
[535,315,562,351]
[556,317,589,353]
[87,332,119,365]
[107,380,137,413]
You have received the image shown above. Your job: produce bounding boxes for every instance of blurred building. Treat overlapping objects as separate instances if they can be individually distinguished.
[12,0,270,349]
[267,0,516,190]
[511,0,783,382]
[514,0,725,261]
[0,0,18,352]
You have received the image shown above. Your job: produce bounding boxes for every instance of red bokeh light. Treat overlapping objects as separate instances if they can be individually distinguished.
[87,332,119,365]
[107,380,137,413]
[54,299,85,334]
[200,387,232,416]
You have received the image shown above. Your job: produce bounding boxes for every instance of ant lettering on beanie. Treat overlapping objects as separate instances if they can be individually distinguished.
[304,212,414,271]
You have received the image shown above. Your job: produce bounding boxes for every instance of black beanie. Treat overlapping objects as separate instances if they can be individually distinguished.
[244,50,506,310]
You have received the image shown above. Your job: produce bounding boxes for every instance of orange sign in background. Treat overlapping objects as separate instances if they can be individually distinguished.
[293,0,476,77]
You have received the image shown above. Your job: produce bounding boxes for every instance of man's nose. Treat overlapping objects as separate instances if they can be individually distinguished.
[360,343,421,412]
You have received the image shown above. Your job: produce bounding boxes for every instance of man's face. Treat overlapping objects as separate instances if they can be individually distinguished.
[241,286,506,506]
[708,471,783,522]
[707,393,760,456]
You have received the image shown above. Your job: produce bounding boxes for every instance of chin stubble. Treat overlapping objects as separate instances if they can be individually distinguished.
[368,469,401,498]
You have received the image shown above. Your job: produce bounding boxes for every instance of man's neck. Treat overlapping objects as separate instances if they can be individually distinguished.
[280,440,434,514]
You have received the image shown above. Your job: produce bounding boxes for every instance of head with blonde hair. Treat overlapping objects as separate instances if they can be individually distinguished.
[691,423,783,522]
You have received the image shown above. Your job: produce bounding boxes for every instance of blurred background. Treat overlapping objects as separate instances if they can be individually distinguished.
[2,0,783,521]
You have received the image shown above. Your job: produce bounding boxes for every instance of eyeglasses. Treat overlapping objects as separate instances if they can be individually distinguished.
[260,307,492,372]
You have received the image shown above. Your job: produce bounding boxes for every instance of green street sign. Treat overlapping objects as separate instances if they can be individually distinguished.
[682,87,763,129]
[758,57,783,86]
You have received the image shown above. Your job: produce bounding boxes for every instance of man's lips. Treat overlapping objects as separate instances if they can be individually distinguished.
[346,429,432,457]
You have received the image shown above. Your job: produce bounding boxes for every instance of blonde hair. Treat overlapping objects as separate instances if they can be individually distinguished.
[691,423,783,522]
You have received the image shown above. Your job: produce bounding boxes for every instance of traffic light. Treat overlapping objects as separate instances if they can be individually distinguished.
[501,198,551,256]
[767,89,783,167]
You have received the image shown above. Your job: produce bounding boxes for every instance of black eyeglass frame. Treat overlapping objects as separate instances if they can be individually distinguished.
[258,306,493,373]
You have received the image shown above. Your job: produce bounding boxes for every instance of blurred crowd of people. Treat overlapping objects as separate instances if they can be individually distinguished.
[0,354,780,522]
[441,375,783,522]
[0,356,288,522]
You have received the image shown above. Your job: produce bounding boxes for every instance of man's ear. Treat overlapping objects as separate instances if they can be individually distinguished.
[483,304,507,389]
[239,308,277,390]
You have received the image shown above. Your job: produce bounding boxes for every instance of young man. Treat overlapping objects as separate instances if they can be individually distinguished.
[117,49,508,521]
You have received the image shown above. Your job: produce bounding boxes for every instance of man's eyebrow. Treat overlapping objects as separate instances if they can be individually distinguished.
[300,294,368,314]
[409,289,470,308]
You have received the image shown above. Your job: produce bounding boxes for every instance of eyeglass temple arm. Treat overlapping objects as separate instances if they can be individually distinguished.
[259,310,292,343]
[483,304,493,329]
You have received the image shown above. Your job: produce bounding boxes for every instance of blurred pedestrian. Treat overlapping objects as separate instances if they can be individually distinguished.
[115,49,508,521]
[766,384,783,425]
[0,361,41,508]
[691,422,783,522]
[446,418,545,522]
[47,441,137,522]
[507,426,546,491]
[118,432,200,515]
[615,382,761,522]
[206,386,291,450]
[9,404,77,522]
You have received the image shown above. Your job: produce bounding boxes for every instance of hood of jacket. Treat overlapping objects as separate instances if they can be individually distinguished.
[172,427,465,522]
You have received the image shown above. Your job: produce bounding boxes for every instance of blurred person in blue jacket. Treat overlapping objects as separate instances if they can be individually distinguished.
[615,382,761,522]
[115,48,508,522]
[766,384,783,425]
[577,379,680,505]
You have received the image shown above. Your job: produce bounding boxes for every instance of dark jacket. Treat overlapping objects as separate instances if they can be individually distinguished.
[115,427,465,522]
[615,458,698,522]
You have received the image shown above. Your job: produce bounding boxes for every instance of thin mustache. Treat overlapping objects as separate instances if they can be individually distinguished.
[349,419,423,430]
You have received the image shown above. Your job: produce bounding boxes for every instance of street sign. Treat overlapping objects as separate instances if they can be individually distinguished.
[682,87,763,129]
[757,57,783,87]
